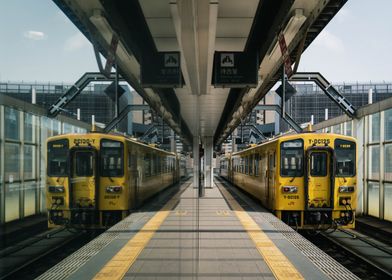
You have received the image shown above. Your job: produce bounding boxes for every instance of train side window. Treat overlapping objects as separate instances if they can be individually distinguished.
[245,156,249,174]
[101,140,124,177]
[254,154,259,176]
[156,155,161,174]
[144,153,151,177]
[249,155,254,176]
[280,140,304,177]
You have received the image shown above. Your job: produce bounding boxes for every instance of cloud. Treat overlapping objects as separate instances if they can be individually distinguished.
[64,33,90,51]
[313,30,345,53]
[24,30,46,40]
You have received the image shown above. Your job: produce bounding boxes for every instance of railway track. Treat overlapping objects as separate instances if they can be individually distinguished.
[0,226,101,280]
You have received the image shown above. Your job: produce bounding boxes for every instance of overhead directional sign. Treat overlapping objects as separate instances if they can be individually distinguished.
[213,51,258,88]
[141,52,182,88]
[278,32,293,77]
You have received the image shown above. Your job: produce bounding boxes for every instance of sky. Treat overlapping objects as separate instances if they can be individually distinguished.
[0,0,391,84]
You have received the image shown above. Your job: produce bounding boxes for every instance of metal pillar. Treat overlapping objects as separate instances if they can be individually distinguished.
[193,136,200,191]
[114,62,119,119]
[203,136,213,189]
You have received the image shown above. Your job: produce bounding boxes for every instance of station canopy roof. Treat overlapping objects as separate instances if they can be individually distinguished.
[53,0,346,145]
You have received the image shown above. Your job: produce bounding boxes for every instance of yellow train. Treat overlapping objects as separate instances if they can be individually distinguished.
[219,133,356,230]
[46,132,179,228]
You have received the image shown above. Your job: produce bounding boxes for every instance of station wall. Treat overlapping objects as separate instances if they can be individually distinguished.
[314,97,392,222]
[0,94,90,224]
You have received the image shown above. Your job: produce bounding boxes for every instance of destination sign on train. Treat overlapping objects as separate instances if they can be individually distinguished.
[213,51,258,88]
[141,51,182,88]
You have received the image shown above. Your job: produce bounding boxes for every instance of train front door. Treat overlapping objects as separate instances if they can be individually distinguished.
[306,149,333,209]
[70,149,98,211]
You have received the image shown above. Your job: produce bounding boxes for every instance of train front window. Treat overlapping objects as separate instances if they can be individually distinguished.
[335,139,356,177]
[48,139,68,177]
[310,152,327,176]
[75,151,94,176]
[101,140,124,177]
[280,140,304,177]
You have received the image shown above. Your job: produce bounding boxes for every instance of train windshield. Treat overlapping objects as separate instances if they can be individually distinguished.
[75,151,94,176]
[335,139,356,177]
[100,140,124,177]
[47,139,69,177]
[280,139,304,177]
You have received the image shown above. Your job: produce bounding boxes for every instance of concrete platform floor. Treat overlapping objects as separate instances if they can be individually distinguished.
[37,179,359,280]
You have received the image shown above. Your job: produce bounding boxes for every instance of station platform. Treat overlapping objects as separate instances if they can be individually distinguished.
[36,179,360,280]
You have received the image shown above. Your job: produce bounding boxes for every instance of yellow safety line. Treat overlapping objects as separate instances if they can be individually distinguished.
[217,183,304,280]
[93,188,184,280]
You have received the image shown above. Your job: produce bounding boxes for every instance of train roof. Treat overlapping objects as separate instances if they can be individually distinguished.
[47,132,177,156]
[231,132,356,156]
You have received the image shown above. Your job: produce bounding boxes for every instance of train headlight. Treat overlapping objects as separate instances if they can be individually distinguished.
[339,186,355,193]
[282,186,298,193]
[48,186,65,193]
[106,186,122,193]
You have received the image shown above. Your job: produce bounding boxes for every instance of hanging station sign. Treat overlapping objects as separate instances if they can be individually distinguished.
[141,52,182,88]
[213,51,258,88]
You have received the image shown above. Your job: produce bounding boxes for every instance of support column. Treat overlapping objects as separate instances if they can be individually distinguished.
[203,136,213,189]
[193,136,200,191]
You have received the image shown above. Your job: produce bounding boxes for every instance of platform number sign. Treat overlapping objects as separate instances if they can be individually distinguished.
[213,51,258,88]
[141,51,182,88]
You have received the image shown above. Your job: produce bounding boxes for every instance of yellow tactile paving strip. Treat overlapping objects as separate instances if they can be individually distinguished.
[92,186,186,280]
[217,183,304,280]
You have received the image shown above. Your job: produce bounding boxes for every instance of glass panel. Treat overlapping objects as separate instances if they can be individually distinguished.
[5,107,20,140]
[24,145,36,180]
[345,121,352,136]
[333,124,341,134]
[385,109,392,141]
[385,144,392,181]
[5,143,20,182]
[5,183,20,222]
[40,181,46,212]
[310,152,327,176]
[384,183,392,222]
[367,182,379,218]
[24,113,32,142]
[24,181,37,217]
[369,145,380,180]
[52,119,61,136]
[370,113,380,142]
[63,123,72,134]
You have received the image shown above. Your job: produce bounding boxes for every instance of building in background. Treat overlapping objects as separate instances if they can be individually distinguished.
[227,82,392,152]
